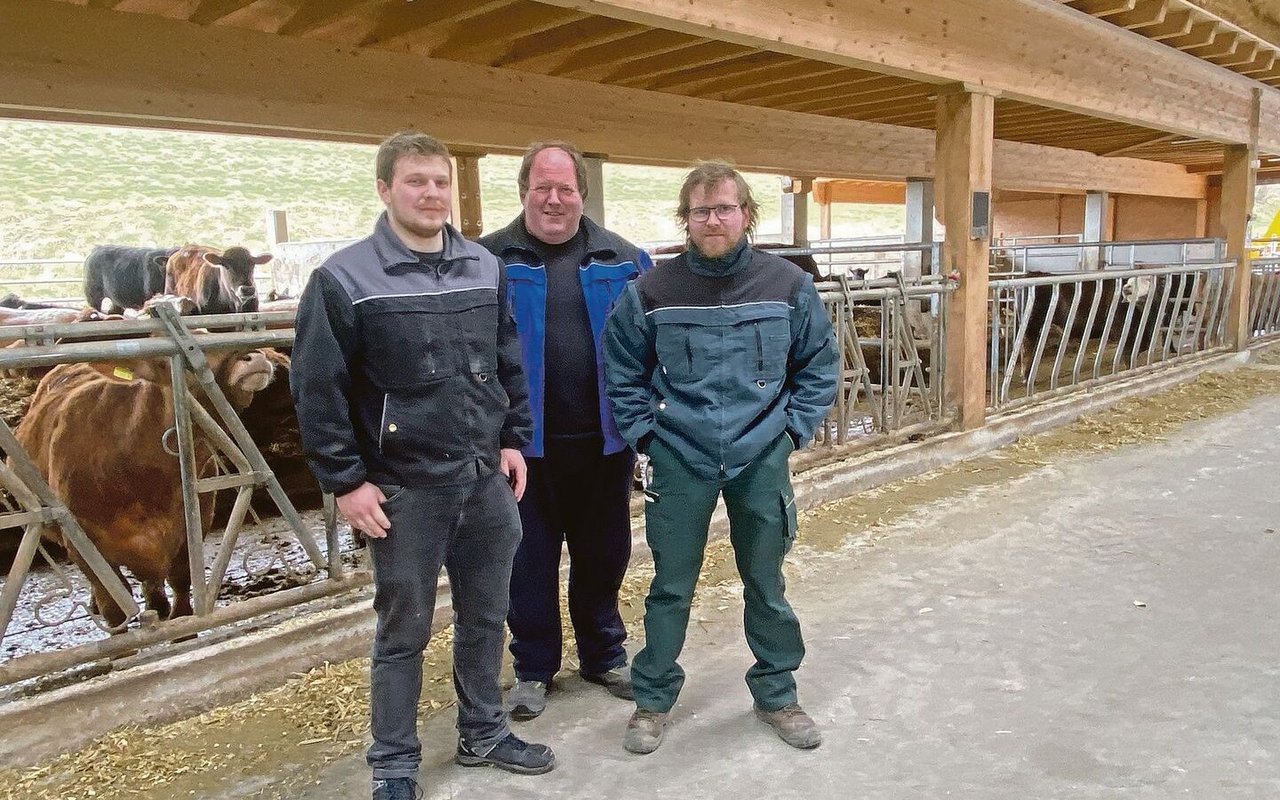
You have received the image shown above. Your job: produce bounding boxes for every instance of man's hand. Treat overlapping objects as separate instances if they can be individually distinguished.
[499,448,527,501]
[337,482,392,539]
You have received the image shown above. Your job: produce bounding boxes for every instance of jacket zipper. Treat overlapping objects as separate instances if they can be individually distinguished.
[755,324,764,373]
[685,337,693,372]
[378,393,389,452]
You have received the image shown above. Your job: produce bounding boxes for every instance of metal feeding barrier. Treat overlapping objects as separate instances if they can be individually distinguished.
[990,238,1226,275]
[987,262,1235,413]
[1249,257,1280,340]
[0,307,361,688]
[814,272,954,445]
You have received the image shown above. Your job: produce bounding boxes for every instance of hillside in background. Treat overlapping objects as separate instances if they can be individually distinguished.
[0,121,903,263]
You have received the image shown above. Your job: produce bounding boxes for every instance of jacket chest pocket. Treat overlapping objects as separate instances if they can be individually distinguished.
[654,321,701,382]
[360,297,499,389]
[745,317,791,381]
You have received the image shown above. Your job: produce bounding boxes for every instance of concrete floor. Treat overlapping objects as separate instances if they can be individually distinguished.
[263,395,1280,800]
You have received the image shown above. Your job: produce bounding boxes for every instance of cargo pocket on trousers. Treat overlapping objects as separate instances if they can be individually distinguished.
[781,486,798,554]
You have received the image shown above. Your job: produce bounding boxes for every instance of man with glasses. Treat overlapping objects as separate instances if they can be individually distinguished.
[603,161,837,755]
[480,141,651,721]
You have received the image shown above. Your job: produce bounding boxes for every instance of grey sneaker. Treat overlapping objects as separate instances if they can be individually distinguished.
[581,664,634,700]
[506,679,549,721]
[755,703,822,749]
[623,708,669,754]
[456,732,556,775]
[372,777,422,800]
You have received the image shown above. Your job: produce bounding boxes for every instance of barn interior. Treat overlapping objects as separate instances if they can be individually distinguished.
[1,0,1278,771]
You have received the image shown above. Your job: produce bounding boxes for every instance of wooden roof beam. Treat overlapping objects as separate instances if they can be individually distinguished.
[4,0,1210,198]
[530,0,1280,152]
[189,0,260,26]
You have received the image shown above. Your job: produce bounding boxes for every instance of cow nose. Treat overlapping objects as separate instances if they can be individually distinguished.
[236,285,256,299]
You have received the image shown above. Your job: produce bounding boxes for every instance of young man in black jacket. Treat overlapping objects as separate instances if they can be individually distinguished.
[291,131,554,800]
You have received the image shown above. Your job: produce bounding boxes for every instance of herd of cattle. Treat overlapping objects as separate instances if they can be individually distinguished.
[0,240,1211,635]
[1,242,291,629]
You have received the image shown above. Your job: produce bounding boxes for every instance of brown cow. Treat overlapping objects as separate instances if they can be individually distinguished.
[164,244,271,315]
[14,347,277,627]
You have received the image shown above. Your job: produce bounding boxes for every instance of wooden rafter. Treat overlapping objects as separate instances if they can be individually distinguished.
[607,41,749,85]
[429,4,585,62]
[188,0,260,26]
[551,29,698,79]
[360,0,512,49]
[654,57,822,94]
[496,16,639,70]
[276,0,376,37]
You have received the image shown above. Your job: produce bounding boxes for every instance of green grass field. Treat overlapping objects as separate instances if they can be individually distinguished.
[2,119,1275,299]
[0,119,902,260]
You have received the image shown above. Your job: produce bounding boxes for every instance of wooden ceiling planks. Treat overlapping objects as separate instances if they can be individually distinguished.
[33,0,1280,176]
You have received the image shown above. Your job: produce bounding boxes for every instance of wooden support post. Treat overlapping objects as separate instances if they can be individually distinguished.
[452,154,484,240]
[937,86,995,430]
[265,209,289,247]
[905,177,935,277]
[1223,88,1261,351]
[583,155,606,226]
[819,200,832,240]
[1083,190,1109,270]
[782,177,813,246]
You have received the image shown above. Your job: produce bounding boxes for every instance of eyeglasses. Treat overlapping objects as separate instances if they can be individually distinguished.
[688,204,744,223]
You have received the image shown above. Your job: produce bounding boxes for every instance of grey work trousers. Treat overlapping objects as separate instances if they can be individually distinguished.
[365,470,522,780]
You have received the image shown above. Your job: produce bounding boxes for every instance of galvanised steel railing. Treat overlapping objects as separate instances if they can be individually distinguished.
[0,307,360,689]
[814,272,954,445]
[990,238,1226,275]
[987,262,1235,413]
[1250,257,1280,340]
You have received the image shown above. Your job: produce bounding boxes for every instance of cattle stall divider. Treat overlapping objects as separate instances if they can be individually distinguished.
[1249,257,1280,339]
[987,262,1236,413]
[0,309,350,688]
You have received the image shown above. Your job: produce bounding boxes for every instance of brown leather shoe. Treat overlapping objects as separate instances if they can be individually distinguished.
[755,703,822,749]
[623,708,669,754]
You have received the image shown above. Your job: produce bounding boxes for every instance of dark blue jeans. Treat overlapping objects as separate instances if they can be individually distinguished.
[508,437,633,682]
[365,471,521,780]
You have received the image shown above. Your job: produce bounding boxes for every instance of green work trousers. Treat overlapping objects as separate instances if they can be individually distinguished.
[631,432,802,713]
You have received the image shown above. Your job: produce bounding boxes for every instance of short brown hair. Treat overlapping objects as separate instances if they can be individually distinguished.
[376,131,452,185]
[675,161,760,239]
[518,141,589,201]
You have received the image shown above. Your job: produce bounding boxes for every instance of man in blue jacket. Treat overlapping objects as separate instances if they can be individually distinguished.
[291,131,554,800]
[480,141,651,721]
[603,161,837,755]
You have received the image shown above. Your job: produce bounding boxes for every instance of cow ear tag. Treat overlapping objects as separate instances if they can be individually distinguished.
[113,366,134,380]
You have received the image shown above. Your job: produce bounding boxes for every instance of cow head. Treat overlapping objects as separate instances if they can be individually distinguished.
[1121,264,1157,305]
[85,346,277,410]
[204,247,271,312]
